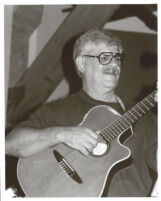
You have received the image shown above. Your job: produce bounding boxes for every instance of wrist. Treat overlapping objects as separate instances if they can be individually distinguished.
[51,127,65,144]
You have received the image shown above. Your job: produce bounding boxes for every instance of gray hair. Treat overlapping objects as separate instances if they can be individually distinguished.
[73,29,123,68]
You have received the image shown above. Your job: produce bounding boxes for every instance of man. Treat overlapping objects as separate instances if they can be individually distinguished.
[6,29,157,197]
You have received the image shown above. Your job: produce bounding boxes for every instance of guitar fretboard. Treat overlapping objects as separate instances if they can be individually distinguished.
[100,90,157,142]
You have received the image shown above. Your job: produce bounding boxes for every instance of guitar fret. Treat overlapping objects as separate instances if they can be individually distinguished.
[105,120,128,138]
[102,131,113,141]
[128,111,138,120]
[108,128,118,138]
[146,98,154,107]
[138,106,146,114]
[133,108,142,117]
[142,102,150,110]
[103,126,120,141]
[102,130,114,141]
[120,119,130,128]
[113,130,119,137]
[112,126,122,134]
[102,133,112,142]
[117,122,126,130]
[122,118,131,126]
[126,115,135,123]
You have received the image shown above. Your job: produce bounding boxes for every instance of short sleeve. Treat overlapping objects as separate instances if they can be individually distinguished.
[16,101,59,128]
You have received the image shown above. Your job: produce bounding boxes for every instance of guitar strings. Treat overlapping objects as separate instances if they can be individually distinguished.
[59,92,156,166]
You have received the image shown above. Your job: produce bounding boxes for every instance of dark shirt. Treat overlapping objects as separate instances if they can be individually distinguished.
[18,90,157,197]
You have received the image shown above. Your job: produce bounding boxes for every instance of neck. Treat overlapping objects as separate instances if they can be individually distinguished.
[83,84,117,103]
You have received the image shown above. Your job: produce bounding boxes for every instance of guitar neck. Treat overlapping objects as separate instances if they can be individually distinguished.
[101,90,157,141]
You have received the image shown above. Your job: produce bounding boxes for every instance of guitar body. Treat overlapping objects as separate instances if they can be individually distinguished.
[17,105,132,197]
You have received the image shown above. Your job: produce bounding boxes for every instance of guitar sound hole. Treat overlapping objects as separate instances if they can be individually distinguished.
[91,141,110,157]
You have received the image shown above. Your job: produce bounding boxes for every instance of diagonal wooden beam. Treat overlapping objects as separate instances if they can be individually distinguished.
[123,5,157,31]
[110,4,157,29]
[7,5,121,128]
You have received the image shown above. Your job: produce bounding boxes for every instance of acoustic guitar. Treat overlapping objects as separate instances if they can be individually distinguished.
[17,90,157,197]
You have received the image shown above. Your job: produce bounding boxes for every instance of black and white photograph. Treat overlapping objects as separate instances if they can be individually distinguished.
[3,1,158,199]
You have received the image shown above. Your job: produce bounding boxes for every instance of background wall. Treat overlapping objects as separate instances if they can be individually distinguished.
[112,30,157,100]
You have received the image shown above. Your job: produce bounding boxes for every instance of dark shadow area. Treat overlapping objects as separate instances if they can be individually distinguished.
[5,156,26,197]
[140,51,157,69]
[134,83,157,115]
[61,35,82,94]
[148,167,158,196]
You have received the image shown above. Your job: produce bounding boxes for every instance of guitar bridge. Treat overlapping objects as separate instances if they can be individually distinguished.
[53,150,82,184]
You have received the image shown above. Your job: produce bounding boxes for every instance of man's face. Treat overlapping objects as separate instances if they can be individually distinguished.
[81,42,123,91]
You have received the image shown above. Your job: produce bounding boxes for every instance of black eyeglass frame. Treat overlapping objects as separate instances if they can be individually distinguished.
[81,52,126,66]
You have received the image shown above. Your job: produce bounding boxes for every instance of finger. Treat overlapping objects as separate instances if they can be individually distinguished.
[83,141,94,152]
[83,133,98,146]
[86,128,98,139]
[88,137,98,147]
[79,146,89,156]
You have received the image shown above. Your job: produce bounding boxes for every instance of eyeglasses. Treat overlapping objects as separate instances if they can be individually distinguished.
[81,52,126,66]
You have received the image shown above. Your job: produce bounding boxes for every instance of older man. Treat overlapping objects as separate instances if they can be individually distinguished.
[6,29,157,197]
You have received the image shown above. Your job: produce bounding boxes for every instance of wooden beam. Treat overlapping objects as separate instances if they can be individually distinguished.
[7,5,120,128]
[128,5,157,31]
[113,5,157,31]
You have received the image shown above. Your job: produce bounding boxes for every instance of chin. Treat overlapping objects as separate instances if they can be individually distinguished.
[103,78,118,86]
[103,81,118,89]
[104,84,117,89]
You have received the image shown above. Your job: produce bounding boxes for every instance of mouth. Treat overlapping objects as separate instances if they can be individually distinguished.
[102,70,116,75]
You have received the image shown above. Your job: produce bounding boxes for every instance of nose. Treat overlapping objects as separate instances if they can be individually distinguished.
[104,57,120,74]
[106,57,118,70]
[109,56,118,66]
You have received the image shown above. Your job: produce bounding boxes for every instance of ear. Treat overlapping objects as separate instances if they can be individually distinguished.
[75,56,85,74]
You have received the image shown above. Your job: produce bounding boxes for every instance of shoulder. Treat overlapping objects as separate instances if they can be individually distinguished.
[16,92,82,128]
[45,91,82,109]
[35,91,84,120]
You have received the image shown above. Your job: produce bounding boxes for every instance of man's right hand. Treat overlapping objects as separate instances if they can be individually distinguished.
[57,126,98,156]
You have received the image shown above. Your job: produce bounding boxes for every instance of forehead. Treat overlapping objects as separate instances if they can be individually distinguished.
[81,42,123,55]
